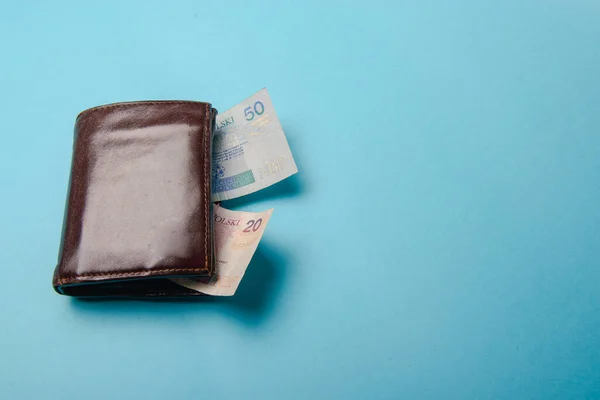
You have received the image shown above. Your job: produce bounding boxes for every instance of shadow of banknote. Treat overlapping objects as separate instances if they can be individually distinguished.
[219,241,290,322]
[223,125,306,208]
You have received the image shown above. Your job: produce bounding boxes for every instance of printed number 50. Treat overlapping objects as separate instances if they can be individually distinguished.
[244,101,265,121]
[242,218,263,233]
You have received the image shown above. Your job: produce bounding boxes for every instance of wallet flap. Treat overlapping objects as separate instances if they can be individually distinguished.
[53,101,217,297]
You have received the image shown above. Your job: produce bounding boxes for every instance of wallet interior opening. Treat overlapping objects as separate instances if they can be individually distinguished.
[58,277,204,297]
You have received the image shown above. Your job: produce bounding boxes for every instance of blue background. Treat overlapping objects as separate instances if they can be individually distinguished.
[1,1,599,398]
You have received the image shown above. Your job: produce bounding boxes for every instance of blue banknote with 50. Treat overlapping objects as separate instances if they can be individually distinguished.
[212,88,298,202]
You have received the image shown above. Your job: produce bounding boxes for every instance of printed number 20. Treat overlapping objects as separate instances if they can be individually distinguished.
[243,218,263,233]
[244,101,265,121]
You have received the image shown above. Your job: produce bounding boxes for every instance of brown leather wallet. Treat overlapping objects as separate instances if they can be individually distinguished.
[53,101,217,297]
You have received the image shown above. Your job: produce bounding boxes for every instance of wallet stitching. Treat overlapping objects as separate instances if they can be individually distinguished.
[77,101,211,121]
[58,268,208,281]
[58,104,213,287]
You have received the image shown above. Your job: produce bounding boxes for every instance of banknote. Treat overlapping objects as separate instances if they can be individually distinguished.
[171,204,274,296]
[211,88,298,202]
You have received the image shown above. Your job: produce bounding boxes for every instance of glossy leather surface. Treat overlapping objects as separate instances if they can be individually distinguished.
[53,101,216,296]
